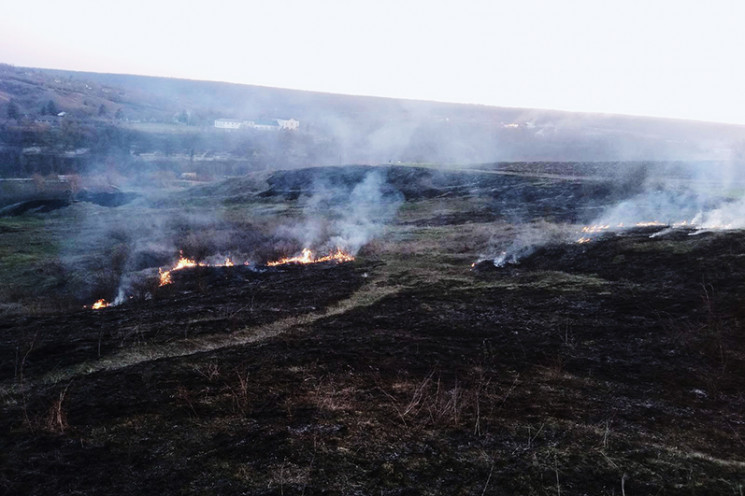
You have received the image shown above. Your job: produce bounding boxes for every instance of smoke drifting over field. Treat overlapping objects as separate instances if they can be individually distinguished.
[592,161,745,229]
[5,66,745,311]
[54,168,404,306]
[474,159,745,269]
[277,170,403,255]
[4,65,745,186]
[485,222,573,267]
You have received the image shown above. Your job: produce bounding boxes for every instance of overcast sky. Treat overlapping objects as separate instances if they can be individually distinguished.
[1,0,744,125]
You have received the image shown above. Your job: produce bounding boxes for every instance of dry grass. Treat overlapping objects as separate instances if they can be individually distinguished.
[21,269,402,389]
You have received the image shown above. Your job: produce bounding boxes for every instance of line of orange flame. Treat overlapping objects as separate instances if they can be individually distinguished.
[89,248,353,309]
[267,248,355,267]
[576,220,701,244]
[157,248,353,288]
[159,254,234,286]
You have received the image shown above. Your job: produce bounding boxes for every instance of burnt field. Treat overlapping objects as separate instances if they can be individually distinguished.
[1,164,745,494]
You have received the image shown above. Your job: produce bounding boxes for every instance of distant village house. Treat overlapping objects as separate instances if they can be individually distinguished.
[214,117,299,131]
[214,118,242,129]
[277,118,300,130]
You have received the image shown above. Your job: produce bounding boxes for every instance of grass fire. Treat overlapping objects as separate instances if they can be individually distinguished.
[4,159,745,494]
[267,248,355,266]
[85,247,356,309]
[87,299,110,310]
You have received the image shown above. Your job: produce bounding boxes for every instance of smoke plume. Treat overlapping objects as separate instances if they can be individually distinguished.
[279,170,403,255]
[592,161,745,230]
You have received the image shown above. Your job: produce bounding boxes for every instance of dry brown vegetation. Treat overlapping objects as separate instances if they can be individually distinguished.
[1,164,745,495]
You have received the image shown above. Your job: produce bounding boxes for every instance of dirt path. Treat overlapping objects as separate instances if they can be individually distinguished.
[17,271,402,389]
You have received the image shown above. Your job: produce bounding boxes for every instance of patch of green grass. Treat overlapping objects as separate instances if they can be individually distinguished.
[0,215,62,302]
[0,216,46,232]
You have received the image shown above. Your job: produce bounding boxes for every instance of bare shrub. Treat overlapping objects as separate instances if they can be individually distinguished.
[44,383,71,434]
[109,243,130,273]
[384,370,499,430]
[175,385,198,418]
[310,378,355,413]
[357,239,385,257]
[180,230,217,262]
[127,271,160,301]
[31,173,45,192]
[193,361,221,382]
[227,370,251,415]
[89,268,121,302]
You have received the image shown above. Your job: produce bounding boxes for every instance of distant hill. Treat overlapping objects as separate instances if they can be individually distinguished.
[1,63,744,180]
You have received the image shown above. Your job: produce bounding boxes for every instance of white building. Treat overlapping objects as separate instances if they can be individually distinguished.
[277,118,300,130]
[249,119,280,130]
[214,119,242,129]
[215,117,300,131]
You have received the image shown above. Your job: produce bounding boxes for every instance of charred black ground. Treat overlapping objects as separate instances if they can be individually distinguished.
[1,164,744,495]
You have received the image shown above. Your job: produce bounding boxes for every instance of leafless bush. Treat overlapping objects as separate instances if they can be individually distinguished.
[193,361,221,382]
[310,378,355,413]
[108,243,130,273]
[107,226,131,244]
[357,239,384,257]
[227,370,251,415]
[180,230,217,262]
[175,385,198,418]
[384,370,500,431]
[126,271,160,301]
[44,382,72,434]
[31,173,45,192]
[89,268,121,302]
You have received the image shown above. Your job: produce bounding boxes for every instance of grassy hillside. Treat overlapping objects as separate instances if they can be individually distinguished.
[1,164,744,494]
[2,63,745,181]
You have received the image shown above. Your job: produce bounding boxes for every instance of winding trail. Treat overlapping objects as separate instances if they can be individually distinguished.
[3,274,400,392]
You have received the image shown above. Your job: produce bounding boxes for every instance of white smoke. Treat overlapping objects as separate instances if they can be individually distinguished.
[692,196,745,229]
[328,171,402,252]
[591,161,745,231]
[594,188,706,226]
[478,160,745,269]
[481,221,572,267]
[280,170,403,255]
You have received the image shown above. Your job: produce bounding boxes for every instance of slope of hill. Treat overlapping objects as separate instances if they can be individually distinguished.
[1,164,744,494]
[1,63,744,181]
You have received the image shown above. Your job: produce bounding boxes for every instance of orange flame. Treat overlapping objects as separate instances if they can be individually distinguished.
[158,253,207,286]
[173,255,199,270]
[267,248,355,267]
[635,221,666,227]
[581,224,611,234]
[159,267,172,286]
[577,219,697,244]
[315,249,355,264]
[90,299,109,310]
[158,253,241,286]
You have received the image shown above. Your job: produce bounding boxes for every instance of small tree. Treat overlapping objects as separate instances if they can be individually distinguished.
[32,173,46,192]
[7,100,19,119]
[46,100,58,116]
[98,104,107,116]
[175,110,190,124]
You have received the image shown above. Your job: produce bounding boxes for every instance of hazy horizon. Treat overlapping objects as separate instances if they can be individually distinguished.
[1,0,744,126]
